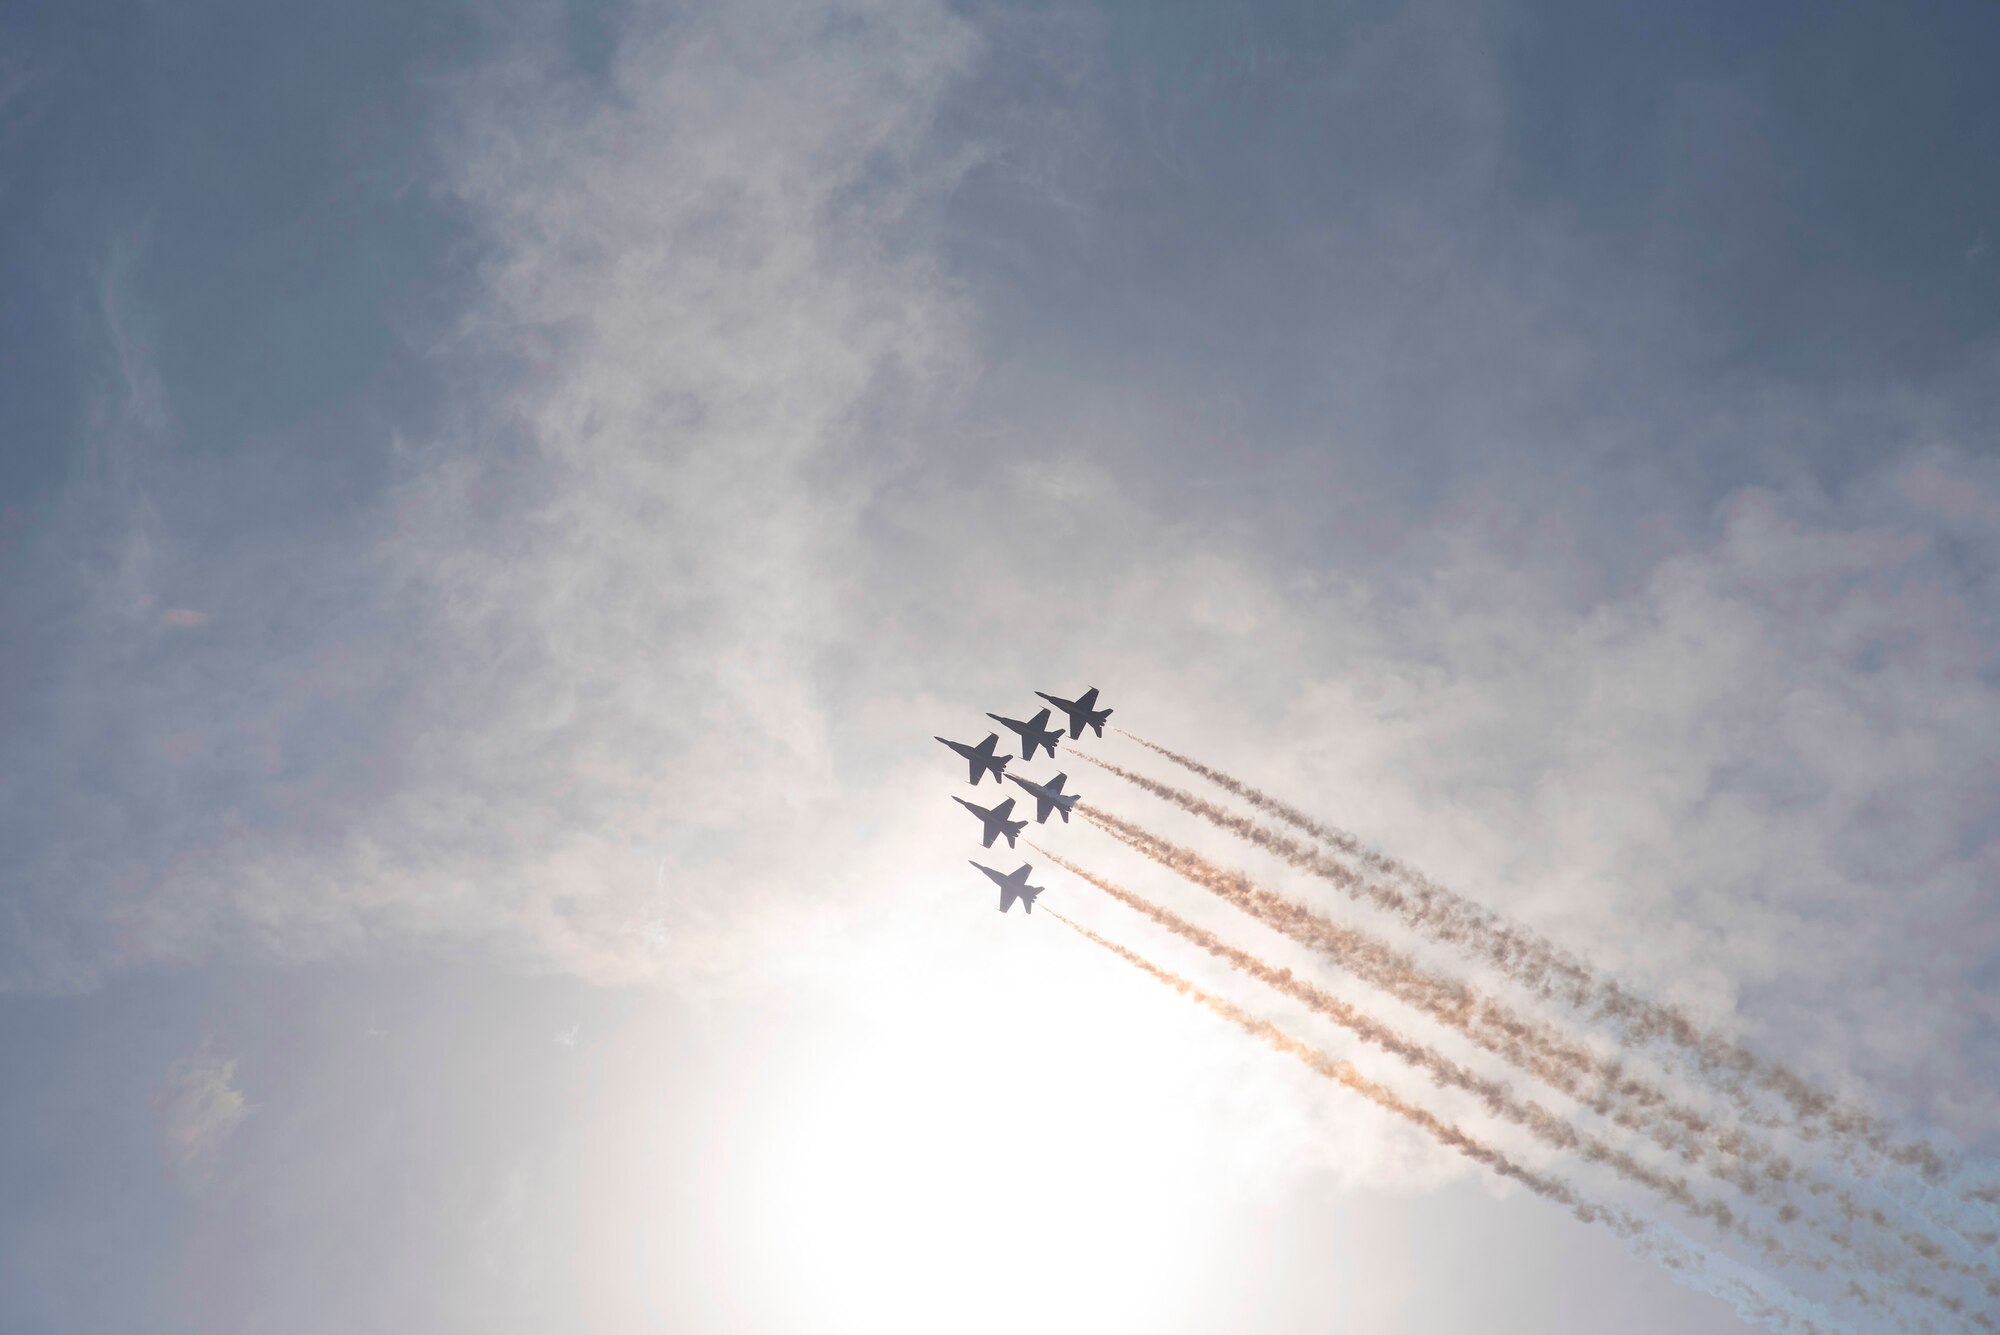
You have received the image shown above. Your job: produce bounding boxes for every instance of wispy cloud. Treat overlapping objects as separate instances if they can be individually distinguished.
[1,0,986,991]
[0,50,52,194]
[5,10,1996,1203]
[153,1046,251,1192]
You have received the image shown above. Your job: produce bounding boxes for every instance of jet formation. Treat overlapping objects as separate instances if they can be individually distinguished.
[937,687,1107,913]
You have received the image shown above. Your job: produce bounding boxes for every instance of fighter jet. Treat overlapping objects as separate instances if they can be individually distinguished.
[955,795,1027,849]
[970,860,1044,914]
[1007,771,1080,824]
[986,707,1063,761]
[935,732,1011,786]
[1035,686,1113,740]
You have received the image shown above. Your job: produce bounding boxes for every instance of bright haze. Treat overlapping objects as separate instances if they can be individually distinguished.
[2,2,1997,1332]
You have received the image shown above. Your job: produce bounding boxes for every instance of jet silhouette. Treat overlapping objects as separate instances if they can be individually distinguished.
[970,860,1044,914]
[1035,687,1112,740]
[955,795,1028,849]
[987,707,1062,761]
[1007,771,1079,824]
[936,732,1011,786]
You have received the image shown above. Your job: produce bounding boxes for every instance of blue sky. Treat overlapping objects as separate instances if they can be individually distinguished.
[3,2,1997,1331]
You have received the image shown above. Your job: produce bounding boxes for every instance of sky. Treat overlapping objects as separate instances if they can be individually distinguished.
[1,0,1997,1331]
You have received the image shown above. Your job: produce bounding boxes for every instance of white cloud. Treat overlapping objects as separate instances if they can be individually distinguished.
[154,1046,251,1191]
[1192,449,2000,1142]
[2,0,985,993]
[8,0,1995,1234]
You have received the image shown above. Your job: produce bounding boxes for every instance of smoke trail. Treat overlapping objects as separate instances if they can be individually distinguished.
[1076,753,1850,1179]
[1049,906,1652,1232]
[1076,802,2000,1308]
[1039,846,2000,1321]
[1105,733,1946,1182]
[1043,908,1841,1335]
[1101,740,2000,1257]
[1088,745,2000,1298]
[1033,844,1787,1257]
[1078,804,1737,1176]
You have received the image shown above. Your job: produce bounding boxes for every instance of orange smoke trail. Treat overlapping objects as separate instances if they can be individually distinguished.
[1110,730,1943,1181]
[1044,906,1646,1234]
[1074,755,1798,1167]
[1076,804,1735,1174]
[1089,744,2000,1300]
[1079,801,2000,1306]
[1033,844,1784,1256]
[1041,844,1998,1315]
[1041,907,1842,1335]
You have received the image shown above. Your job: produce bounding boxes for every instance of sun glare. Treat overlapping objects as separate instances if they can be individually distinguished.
[744,959,1222,1335]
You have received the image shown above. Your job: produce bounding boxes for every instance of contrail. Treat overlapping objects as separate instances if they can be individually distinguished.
[1088,742,2000,1296]
[1103,733,1946,1180]
[1047,907,1656,1232]
[1032,844,1788,1257]
[1075,802,2000,1306]
[1076,754,1863,1183]
[1043,907,1841,1335]
[1036,846,2000,1320]
[1077,804,1743,1178]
